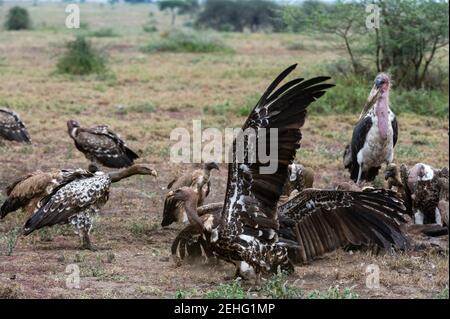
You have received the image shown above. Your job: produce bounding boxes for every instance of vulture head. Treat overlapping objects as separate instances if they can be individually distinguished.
[171,187,198,202]
[384,163,399,181]
[360,73,391,120]
[67,119,80,138]
[204,161,220,172]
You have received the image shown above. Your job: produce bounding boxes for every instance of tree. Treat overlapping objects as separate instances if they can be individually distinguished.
[5,6,31,31]
[283,0,449,89]
[158,0,197,27]
[372,0,449,89]
[197,0,283,32]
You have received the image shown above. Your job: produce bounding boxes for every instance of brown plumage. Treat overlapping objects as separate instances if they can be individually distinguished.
[0,108,31,144]
[401,163,448,225]
[1,166,98,220]
[161,162,219,227]
[23,165,157,250]
[384,163,404,191]
[171,187,408,270]
[281,164,314,199]
[67,120,139,168]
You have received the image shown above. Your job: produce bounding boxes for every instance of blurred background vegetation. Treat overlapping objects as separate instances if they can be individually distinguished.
[0,0,448,117]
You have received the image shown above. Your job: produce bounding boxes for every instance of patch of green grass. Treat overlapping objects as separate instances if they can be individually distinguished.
[175,290,187,299]
[306,286,359,299]
[88,27,118,38]
[56,36,108,76]
[204,280,248,299]
[260,272,303,299]
[142,30,234,54]
[435,287,449,299]
[0,227,21,256]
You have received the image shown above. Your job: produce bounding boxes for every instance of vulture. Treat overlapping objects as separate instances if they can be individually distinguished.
[67,120,139,168]
[401,163,448,226]
[169,65,408,284]
[0,108,31,144]
[1,165,98,220]
[23,164,157,250]
[384,163,404,191]
[281,163,314,200]
[343,73,398,185]
[161,162,219,227]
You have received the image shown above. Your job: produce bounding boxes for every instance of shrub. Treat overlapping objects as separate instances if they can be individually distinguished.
[5,6,31,30]
[56,36,108,75]
[89,28,118,38]
[142,30,233,54]
[204,280,248,299]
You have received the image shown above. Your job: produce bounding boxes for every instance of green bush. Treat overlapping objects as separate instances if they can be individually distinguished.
[88,28,118,38]
[142,30,233,54]
[204,280,248,299]
[5,6,31,30]
[312,71,449,118]
[56,36,108,76]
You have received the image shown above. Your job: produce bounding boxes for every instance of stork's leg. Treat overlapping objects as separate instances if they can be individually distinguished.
[357,164,364,186]
[415,210,425,225]
[435,208,443,226]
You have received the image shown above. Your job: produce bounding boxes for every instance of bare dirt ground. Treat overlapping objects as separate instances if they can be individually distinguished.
[0,3,448,299]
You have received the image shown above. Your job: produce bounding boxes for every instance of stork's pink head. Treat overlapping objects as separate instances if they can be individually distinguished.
[374,73,391,93]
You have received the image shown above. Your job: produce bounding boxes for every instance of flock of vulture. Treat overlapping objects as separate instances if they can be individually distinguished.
[0,64,448,286]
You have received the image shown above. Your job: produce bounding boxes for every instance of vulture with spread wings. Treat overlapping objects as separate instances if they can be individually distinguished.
[170,65,408,284]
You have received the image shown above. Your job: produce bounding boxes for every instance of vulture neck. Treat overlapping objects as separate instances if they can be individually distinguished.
[109,167,141,183]
[184,195,205,232]
[375,90,390,140]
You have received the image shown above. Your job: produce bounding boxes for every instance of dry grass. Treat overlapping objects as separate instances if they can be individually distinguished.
[0,3,448,299]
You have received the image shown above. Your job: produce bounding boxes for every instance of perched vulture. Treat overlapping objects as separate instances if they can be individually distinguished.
[281,164,314,199]
[402,163,449,226]
[161,162,219,227]
[169,65,408,284]
[23,164,157,250]
[0,108,31,144]
[1,165,98,220]
[343,73,398,185]
[67,120,139,168]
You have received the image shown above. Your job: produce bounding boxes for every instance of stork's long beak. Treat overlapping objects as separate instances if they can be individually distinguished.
[359,85,381,120]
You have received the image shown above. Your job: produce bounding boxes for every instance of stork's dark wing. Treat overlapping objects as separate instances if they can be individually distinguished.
[23,174,108,235]
[346,116,373,182]
[392,116,398,147]
[0,108,31,143]
[219,64,334,243]
[75,126,139,168]
[277,189,408,264]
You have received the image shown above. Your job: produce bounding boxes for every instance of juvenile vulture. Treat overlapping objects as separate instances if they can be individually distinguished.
[402,163,448,225]
[169,65,408,284]
[23,164,157,250]
[67,120,139,168]
[1,165,98,220]
[281,163,314,200]
[161,162,219,227]
[0,108,31,144]
[343,73,398,185]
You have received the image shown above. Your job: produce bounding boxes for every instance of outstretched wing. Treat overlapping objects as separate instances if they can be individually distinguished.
[75,126,139,168]
[23,174,110,235]
[0,108,31,143]
[219,64,334,243]
[277,189,408,264]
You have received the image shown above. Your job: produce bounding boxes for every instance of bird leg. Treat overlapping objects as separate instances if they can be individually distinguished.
[414,210,425,225]
[357,164,364,186]
[435,208,443,226]
[71,210,97,251]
